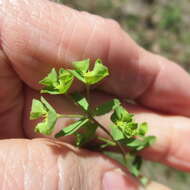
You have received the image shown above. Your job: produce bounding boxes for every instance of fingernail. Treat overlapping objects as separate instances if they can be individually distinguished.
[145,182,171,190]
[102,169,139,190]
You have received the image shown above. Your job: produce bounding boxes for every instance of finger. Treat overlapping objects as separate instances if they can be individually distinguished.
[0,49,24,138]
[24,89,190,172]
[132,105,190,172]
[0,138,169,190]
[102,102,190,172]
[1,0,190,116]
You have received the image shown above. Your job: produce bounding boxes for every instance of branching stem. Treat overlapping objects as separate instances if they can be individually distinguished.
[87,113,127,162]
[65,93,128,163]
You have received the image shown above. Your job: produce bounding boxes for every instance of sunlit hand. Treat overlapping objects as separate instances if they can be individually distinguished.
[0,0,190,189]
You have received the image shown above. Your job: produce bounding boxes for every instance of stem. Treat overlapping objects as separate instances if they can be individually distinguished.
[65,94,127,163]
[86,85,90,105]
[87,113,127,162]
[57,114,83,119]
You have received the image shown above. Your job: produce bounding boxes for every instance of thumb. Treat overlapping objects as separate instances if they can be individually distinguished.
[0,138,169,190]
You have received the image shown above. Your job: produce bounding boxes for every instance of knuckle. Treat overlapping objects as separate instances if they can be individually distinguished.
[105,18,121,31]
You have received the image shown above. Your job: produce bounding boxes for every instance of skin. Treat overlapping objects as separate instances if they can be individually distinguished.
[0,0,190,189]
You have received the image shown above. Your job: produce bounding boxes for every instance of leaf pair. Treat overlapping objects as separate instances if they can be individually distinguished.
[40,59,109,96]
[126,153,149,185]
[69,59,109,85]
[55,118,89,138]
[40,68,73,94]
[30,97,58,135]
[55,117,98,147]
[125,136,156,151]
[71,92,121,116]
[55,93,120,146]
[126,153,142,177]
[93,98,120,116]
[110,106,149,140]
[110,106,137,139]
[75,122,97,147]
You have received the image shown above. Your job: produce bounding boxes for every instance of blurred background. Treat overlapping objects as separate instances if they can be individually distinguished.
[56,0,190,72]
[55,0,190,189]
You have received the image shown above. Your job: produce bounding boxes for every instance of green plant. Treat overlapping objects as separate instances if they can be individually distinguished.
[159,3,182,33]
[30,58,156,186]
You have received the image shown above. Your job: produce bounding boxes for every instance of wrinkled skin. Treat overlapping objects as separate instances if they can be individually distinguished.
[0,0,190,189]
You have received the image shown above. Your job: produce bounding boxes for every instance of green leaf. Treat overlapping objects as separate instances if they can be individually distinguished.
[125,153,142,177]
[35,110,57,135]
[75,122,97,147]
[123,122,138,138]
[127,154,143,177]
[55,118,89,138]
[126,138,144,151]
[69,70,85,83]
[71,92,89,111]
[69,59,90,83]
[126,136,156,151]
[144,136,156,147]
[111,106,133,124]
[35,97,58,135]
[70,59,109,85]
[93,99,121,116]
[30,99,47,120]
[56,68,74,94]
[104,151,149,186]
[72,59,90,73]
[39,68,58,87]
[40,97,55,112]
[75,133,85,147]
[110,125,125,141]
[140,176,149,186]
[138,122,148,136]
[40,68,59,94]
[84,59,109,85]
[40,89,59,95]
[98,137,116,148]
[40,68,74,94]
[110,105,139,138]
[103,151,126,166]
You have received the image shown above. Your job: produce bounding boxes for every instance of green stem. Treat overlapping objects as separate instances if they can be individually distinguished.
[86,85,90,105]
[57,114,83,119]
[87,113,127,163]
[64,94,127,163]
[97,136,116,146]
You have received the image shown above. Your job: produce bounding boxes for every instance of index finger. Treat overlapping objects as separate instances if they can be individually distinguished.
[1,0,190,115]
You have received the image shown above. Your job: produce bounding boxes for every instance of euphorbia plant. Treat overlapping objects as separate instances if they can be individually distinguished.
[30,58,156,186]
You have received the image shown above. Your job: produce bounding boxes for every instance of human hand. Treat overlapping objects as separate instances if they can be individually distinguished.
[0,0,190,189]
